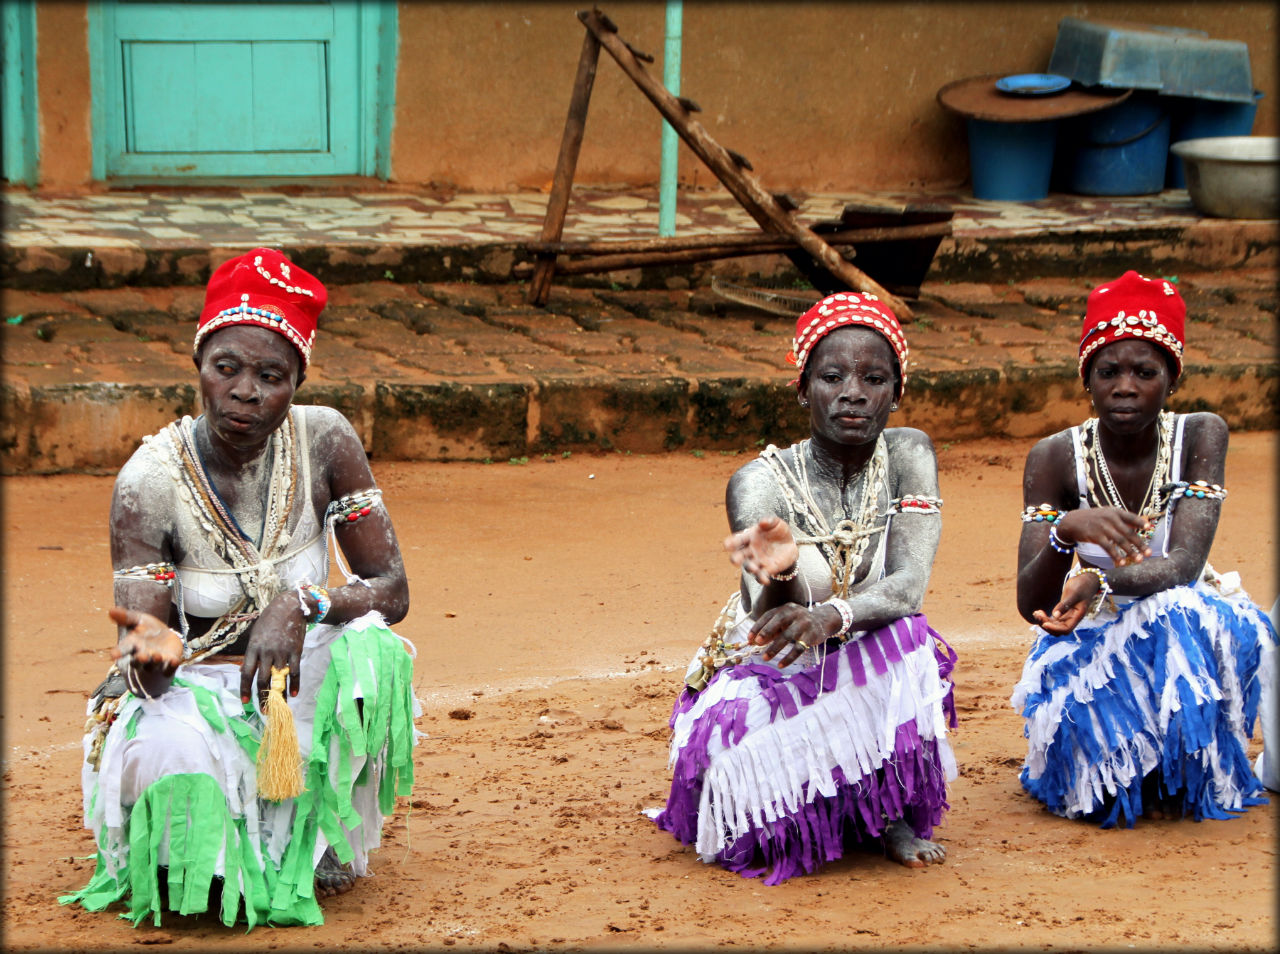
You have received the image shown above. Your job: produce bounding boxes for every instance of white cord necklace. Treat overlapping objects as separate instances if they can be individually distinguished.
[1084,411,1173,532]
[778,438,887,598]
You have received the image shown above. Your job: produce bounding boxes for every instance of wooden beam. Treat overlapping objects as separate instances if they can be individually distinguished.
[511,222,954,278]
[577,7,913,318]
[522,221,952,256]
[526,27,602,306]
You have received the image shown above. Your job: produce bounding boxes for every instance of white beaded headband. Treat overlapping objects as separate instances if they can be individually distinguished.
[192,293,315,369]
[1077,307,1184,378]
[792,293,909,381]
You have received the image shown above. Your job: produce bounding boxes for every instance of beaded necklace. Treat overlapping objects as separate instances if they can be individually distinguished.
[764,437,888,599]
[1082,410,1173,535]
[166,411,299,661]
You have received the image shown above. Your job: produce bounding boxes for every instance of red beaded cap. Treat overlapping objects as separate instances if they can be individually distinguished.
[1078,270,1185,380]
[788,291,909,396]
[194,248,327,371]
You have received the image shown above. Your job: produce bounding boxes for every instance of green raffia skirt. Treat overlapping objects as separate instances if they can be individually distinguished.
[60,613,417,929]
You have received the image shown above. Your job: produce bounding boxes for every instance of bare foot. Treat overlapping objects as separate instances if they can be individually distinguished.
[1140,775,1182,820]
[882,818,946,868]
[314,847,356,899]
[1142,798,1183,820]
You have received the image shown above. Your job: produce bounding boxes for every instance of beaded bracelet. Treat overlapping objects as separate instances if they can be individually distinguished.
[296,582,332,623]
[1175,479,1227,501]
[770,563,800,582]
[824,596,855,641]
[892,494,942,515]
[1048,525,1075,555]
[1067,565,1111,617]
[114,562,177,586]
[326,488,383,526]
[1021,503,1060,524]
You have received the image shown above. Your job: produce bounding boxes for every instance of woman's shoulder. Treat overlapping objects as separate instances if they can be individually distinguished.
[728,451,780,489]
[295,403,374,492]
[296,402,353,433]
[726,444,797,498]
[883,426,934,454]
[1177,410,1228,440]
[296,403,362,453]
[1024,426,1076,467]
[1175,410,1228,462]
[114,428,181,509]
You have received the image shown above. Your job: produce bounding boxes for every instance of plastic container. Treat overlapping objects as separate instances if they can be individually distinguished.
[1059,93,1170,195]
[1166,90,1263,187]
[1048,17,1255,102]
[966,118,1057,200]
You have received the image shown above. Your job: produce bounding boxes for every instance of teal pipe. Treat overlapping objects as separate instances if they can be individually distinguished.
[659,1,683,237]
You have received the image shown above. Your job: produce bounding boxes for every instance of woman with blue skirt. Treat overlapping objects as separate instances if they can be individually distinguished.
[1013,270,1274,827]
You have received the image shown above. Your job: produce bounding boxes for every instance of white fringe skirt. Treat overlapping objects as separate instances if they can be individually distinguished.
[651,613,957,884]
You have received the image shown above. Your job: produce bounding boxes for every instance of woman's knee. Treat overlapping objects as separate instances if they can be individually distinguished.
[116,719,223,806]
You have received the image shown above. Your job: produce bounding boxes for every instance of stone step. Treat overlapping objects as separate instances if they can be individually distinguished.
[4,274,1275,474]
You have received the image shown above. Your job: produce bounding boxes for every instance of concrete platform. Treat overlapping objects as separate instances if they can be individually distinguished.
[2,186,1276,473]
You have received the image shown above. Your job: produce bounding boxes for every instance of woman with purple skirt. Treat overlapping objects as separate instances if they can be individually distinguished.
[649,292,958,884]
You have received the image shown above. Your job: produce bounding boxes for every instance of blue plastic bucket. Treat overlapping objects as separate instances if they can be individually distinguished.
[1060,93,1171,195]
[966,118,1057,200]
[1165,90,1263,187]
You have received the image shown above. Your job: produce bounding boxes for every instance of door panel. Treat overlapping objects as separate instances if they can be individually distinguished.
[95,0,376,178]
[125,40,328,154]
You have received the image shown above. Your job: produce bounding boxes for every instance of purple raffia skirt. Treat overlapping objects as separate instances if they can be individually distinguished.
[649,613,957,884]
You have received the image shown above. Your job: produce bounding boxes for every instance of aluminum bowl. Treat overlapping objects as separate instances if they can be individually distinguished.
[1170,136,1279,219]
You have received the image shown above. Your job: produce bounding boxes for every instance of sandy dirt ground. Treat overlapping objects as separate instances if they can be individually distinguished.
[2,432,1276,952]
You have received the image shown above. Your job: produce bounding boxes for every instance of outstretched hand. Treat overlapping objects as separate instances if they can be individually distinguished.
[109,605,183,675]
[1032,571,1101,635]
[724,516,800,586]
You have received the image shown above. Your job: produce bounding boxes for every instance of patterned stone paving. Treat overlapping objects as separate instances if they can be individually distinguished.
[2,186,1207,250]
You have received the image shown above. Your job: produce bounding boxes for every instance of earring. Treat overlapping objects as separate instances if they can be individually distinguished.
[890,403,898,411]
[799,400,810,408]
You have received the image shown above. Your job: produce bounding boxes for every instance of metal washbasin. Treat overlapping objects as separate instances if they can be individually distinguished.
[1169,136,1278,219]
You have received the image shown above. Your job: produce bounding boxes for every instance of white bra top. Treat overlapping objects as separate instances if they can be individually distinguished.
[1070,414,1187,569]
[141,408,327,618]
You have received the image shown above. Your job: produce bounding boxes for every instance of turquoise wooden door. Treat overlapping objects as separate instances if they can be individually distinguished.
[91,0,395,179]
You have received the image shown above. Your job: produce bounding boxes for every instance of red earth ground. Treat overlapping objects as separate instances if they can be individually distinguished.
[2,433,1276,951]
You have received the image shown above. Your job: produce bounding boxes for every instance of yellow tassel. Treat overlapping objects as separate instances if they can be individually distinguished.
[256,666,305,801]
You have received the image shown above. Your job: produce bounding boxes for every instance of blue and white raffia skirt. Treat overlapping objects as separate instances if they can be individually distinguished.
[649,613,957,884]
[1012,572,1275,827]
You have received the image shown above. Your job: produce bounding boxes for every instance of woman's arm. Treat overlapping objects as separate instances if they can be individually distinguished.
[1100,413,1227,596]
[241,406,410,704]
[1016,433,1081,623]
[310,406,410,625]
[724,459,801,617]
[109,455,184,696]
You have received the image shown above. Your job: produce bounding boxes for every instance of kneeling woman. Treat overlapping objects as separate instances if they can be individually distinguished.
[651,293,958,884]
[62,249,418,927]
[1013,270,1274,827]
